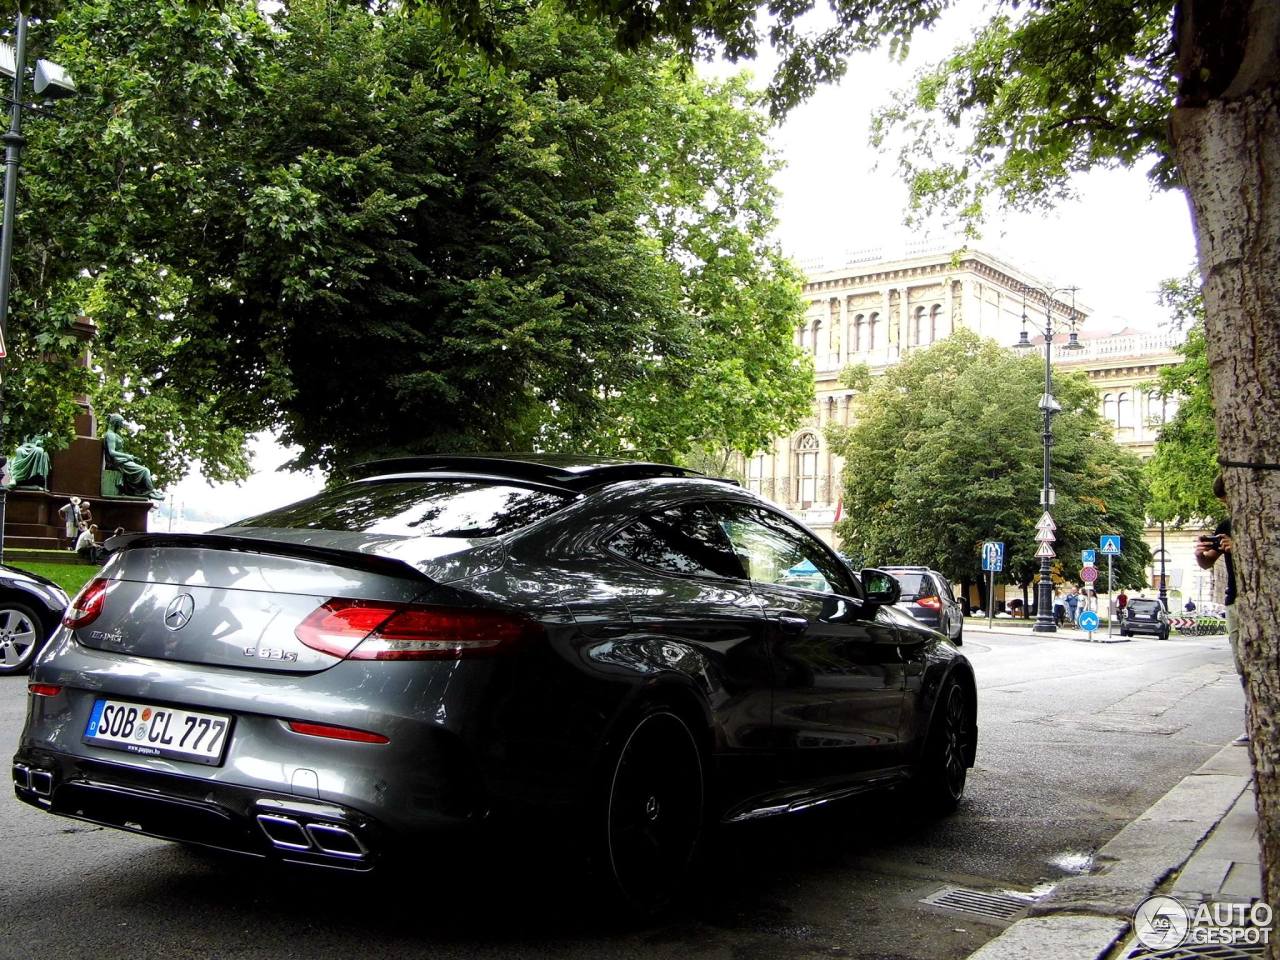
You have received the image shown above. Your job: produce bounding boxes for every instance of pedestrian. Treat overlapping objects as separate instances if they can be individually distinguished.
[58,497,82,545]
[80,500,93,527]
[1117,589,1129,612]
[74,522,97,562]
[1053,589,1066,626]
[1184,598,1197,613]
[1196,473,1244,741]
[1065,586,1081,625]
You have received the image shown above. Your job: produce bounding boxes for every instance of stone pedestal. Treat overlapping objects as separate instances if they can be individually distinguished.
[4,318,152,551]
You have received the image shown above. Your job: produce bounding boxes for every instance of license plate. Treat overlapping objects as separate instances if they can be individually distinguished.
[84,699,232,766]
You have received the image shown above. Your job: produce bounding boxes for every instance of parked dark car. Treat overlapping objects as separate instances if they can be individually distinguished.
[1121,598,1170,640]
[14,456,977,908]
[0,564,70,675]
[880,566,965,645]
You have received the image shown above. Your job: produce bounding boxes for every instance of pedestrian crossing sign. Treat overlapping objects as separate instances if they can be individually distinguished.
[1099,535,1122,556]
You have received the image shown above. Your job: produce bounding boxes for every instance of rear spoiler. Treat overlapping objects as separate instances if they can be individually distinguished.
[106,532,435,583]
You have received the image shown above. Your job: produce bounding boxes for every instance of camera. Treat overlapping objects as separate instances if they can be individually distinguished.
[1199,534,1224,550]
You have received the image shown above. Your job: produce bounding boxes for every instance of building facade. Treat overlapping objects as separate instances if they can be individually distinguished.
[740,248,1219,606]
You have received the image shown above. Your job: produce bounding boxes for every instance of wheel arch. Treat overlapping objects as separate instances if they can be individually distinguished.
[919,659,978,769]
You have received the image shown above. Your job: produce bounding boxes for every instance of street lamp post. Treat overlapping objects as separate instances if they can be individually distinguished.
[1158,521,1169,610]
[0,13,76,562]
[1014,287,1083,633]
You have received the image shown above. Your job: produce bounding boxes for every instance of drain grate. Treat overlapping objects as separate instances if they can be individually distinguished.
[1127,941,1267,959]
[919,885,1033,921]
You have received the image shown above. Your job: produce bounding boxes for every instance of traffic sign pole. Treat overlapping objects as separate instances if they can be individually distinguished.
[988,568,995,631]
[1107,555,1114,637]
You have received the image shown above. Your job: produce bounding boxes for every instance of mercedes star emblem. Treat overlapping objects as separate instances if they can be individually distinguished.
[164,593,196,632]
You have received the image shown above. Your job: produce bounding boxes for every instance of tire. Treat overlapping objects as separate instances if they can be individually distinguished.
[601,707,704,912]
[0,601,46,676]
[914,680,971,815]
[953,623,963,646]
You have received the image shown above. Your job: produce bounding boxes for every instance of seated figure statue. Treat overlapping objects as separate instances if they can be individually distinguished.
[102,414,164,499]
[10,434,51,489]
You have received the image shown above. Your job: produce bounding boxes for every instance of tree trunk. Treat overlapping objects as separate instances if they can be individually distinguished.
[1172,71,1280,935]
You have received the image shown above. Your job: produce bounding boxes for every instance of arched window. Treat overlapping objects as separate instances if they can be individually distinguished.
[914,306,927,345]
[1102,393,1116,424]
[868,312,878,350]
[1116,392,1131,428]
[795,433,820,507]
[853,314,865,353]
[929,304,943,343]
[812,319,823,357]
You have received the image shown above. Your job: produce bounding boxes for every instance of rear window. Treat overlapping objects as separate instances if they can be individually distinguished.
[232,480,573,538]
[889,573,929,600]
[1129,600,1161,615]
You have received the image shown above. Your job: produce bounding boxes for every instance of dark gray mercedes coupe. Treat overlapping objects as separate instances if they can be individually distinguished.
[13,455,976,907]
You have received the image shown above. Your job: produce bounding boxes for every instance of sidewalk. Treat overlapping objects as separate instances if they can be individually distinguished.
[964,619,1133,643]
[967,742,1261,959]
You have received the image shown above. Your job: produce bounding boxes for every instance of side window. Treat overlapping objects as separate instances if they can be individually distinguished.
[607,503,744,579]
[715,505,857,596]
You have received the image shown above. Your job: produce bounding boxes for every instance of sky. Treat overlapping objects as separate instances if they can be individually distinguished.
[159,2,1199,530]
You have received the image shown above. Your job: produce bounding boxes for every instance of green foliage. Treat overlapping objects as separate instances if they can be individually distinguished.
[12,561,98,597]
[1146,273,1223,525]
[870,0,1177,232]
[7,0,808,482]
[829,329,1152,588]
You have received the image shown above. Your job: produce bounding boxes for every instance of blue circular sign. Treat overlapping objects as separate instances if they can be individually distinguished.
[1078,610,1100,632]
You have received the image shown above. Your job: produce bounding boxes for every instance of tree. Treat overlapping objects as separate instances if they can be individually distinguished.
[829,330,1151,604]
[1146,273,1222,526]
[9,0,810,481]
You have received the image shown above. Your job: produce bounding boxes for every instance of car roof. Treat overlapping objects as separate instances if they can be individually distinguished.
[351,454,739,493]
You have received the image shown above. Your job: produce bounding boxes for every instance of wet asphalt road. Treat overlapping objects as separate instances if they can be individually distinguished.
[1,629,1244,960]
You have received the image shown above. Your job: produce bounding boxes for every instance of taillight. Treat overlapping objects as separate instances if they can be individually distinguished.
[915,595,943,610]
[287,721,389,744]
[28,683,62,697]
[63,577,110,629]
[295,599,540,661]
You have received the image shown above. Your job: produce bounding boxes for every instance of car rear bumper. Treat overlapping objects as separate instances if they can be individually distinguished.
[13,748,391,870]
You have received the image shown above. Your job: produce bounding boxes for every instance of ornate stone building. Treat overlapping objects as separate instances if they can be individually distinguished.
[740,248,1214,605]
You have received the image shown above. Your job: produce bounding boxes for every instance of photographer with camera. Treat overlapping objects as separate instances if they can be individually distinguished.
[1196,474,1244,741]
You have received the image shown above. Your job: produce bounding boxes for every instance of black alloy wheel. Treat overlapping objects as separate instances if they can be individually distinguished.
[604,708,704,910]
[0,601,44,675]
[917,681,970,814]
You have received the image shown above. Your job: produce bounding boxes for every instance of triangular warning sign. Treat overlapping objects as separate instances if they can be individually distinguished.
[1035,542,1056,558]
[1036,511,1056,530]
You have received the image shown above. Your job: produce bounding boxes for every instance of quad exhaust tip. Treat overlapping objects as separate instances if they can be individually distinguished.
[12,763,53,796]
[255,813,367,860]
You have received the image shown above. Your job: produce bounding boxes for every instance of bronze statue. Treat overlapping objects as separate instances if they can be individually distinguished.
[103,414,164,499]
[10,434,51,489]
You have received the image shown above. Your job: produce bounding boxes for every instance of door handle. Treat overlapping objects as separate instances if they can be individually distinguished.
[777,612,808,636]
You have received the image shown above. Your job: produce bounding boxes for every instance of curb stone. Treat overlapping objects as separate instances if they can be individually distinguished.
[963,743,1251,960]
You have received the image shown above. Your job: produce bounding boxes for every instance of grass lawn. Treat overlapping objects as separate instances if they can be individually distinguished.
[10,561,98,597]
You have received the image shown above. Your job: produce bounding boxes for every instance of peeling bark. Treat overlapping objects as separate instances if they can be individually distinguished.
[1172,74,1280,935]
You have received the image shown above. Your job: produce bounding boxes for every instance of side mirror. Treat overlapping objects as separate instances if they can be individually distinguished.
[860,568,901,606]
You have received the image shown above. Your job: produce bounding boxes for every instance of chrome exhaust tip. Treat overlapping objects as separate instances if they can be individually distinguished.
[305,822,367,859]
[255,814,312,851]
[30,770,53,796]
[12,763,31,790]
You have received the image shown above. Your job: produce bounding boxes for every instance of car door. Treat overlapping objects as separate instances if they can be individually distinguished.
[714,503,907,783]
[602,500,775,800]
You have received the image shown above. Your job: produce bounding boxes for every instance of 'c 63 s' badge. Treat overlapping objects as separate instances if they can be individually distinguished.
[243,646,298,663]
